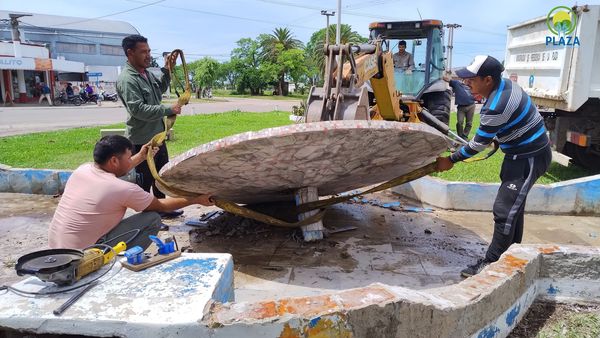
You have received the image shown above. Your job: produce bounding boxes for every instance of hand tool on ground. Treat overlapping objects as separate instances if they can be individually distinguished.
[5,243,126,315]
[185,210,223,227]
[14,242,126,286]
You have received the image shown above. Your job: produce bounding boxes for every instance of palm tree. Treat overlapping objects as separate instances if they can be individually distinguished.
[306,24,367,85]
[261,27,303,95]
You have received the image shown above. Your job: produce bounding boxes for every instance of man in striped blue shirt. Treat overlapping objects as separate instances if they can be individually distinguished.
[436,55,552,277]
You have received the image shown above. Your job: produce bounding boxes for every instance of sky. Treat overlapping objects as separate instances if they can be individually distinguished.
[2,0,597,67]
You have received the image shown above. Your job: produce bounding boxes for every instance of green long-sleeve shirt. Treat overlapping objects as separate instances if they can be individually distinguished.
[116,62,172,144]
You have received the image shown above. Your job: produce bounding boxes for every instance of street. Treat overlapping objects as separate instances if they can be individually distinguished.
[0,97,298,137]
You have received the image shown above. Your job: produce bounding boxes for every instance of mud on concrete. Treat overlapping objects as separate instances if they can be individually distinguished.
[1,191,599,304]
[188,191,490,302]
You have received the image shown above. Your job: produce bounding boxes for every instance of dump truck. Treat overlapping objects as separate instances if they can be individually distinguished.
[504,4,600,170]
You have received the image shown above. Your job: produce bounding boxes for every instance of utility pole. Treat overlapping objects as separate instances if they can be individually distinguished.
[9,14,31,57]
[336,0,341,45]
[320,10,335,46]
[9,14,32,104]
[444,23,461,73]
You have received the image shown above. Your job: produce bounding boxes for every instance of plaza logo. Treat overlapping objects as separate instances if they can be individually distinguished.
[545,6,580,47]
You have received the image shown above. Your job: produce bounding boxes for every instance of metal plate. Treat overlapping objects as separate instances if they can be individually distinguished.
[158,120,448,204]
[16,249,83,275]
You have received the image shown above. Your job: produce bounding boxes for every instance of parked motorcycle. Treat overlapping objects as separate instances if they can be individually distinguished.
[80,91,98,104]
[53,91,82,106]
[102,91,119,102]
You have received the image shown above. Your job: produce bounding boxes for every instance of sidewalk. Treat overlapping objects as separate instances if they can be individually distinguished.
[0,97,296,137]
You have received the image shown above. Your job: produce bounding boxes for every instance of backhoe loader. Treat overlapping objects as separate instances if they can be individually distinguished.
[306,19,452,133]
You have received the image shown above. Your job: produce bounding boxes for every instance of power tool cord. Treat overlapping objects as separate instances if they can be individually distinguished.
[0,244,118,296]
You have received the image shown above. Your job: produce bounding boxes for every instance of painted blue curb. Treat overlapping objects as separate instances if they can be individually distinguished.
[392,174,600,215]
[2,164,598,215]
[0,167,72,195]
[0,165,136,195]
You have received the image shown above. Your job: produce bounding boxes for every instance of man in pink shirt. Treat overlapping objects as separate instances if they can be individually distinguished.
[48,135,212,250]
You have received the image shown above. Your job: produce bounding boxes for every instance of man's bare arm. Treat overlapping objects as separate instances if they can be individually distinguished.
[144,195,213,212]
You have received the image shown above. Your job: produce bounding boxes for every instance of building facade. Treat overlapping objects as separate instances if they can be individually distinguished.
[0,10,138,103]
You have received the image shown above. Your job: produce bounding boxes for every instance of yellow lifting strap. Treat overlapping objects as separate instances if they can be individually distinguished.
[164,49,191,130]
[145,138,498,228]
[144,133,499,228]
[145,123,439,228]
[145,119,327,228]
[145,68,498,228]
[463,139,500,163]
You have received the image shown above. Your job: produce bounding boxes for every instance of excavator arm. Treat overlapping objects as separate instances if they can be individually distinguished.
[306,40,407,122]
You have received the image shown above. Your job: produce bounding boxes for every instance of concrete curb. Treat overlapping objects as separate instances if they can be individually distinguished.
[0,243,598,337]
[202,244,599,338]
[2,165,599,216]
[0,166,72,195]
[392,174,600,215]
[0,166,138,194]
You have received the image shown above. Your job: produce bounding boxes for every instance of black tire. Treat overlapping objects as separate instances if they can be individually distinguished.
[422,90,451,125]
[53,98,62,106]
[563,142,600,172]
[73,97,82,106]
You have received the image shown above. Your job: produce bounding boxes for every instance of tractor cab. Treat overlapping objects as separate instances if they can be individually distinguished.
[369,20,450,123]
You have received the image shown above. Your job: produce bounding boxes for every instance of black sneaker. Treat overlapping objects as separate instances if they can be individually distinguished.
[159,209,184,219]
[460,258,492,278]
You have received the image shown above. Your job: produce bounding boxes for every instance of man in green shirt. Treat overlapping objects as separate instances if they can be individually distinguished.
[117,34,183,218]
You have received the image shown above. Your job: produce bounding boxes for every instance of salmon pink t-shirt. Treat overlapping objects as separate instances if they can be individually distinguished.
[48,163,154,249]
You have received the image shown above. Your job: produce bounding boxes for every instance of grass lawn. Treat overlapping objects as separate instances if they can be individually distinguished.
[0,110,593,183]
[0,111,292,170]
[432,112,594,184]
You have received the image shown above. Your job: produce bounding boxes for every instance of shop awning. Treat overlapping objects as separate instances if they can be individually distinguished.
[57,72,88,81]
[0,57,84,73]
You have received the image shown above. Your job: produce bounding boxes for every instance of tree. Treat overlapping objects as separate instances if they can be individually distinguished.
[217,61,237,90]
[190,57,220,97]
[277,48,308,92]
[306,24,367,85]
[230,37,277,95]
[260,27,304,95]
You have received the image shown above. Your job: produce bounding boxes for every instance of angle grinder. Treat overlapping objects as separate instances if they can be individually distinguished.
[15,242,126,286]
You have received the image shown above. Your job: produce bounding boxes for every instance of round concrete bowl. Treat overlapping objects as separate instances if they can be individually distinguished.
[393,174,600,216]
[203,244,599,338]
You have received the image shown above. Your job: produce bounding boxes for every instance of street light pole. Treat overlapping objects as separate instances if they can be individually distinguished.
[336,0,342,45]
[320,10,335,46]
[444,23,461,72]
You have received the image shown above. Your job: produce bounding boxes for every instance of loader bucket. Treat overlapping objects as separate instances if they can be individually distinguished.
[305,86,370,122]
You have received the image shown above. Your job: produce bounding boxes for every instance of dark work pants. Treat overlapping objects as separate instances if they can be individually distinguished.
[485,145,552,262]
[97,212,161,251]
[133,143,169,199]
[456,103,476,140]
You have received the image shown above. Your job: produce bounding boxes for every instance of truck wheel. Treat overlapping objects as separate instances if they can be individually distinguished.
[422,90,451,125]
[563,142,600,171]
